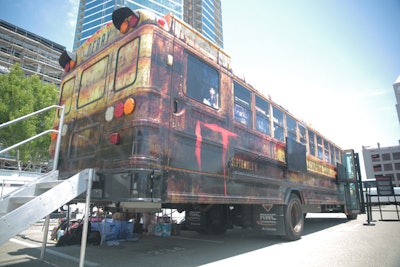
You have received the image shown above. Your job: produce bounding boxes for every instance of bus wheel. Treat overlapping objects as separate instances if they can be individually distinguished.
[346,214,358,220]
[205,205,227,235]
[284,194,304,240]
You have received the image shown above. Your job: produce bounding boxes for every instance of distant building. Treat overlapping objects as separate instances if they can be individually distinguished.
[0,20,64,85]
[394,76,400,124]
[183,0,223,48]
[73,0,223,50]
[362,143,400,187]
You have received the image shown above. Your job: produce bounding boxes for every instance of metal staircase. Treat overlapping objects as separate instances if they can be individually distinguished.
[0,104,93,247]
[0,169,91,246]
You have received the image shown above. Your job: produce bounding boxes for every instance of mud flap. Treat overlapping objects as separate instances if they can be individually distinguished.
[253,204,285,236]
[185,210,205,230]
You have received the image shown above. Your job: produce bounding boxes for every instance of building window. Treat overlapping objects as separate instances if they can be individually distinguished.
[371,154,380,162]
[383,163,393,171]
[393,152,400,160]
[373,164,382,172]
[382,153,391,161]
[394,162,400,170]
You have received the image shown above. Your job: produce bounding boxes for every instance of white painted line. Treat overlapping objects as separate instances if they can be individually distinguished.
[9,238,99,266]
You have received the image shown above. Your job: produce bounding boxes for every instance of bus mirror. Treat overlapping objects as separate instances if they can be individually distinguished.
[112,7,140,33]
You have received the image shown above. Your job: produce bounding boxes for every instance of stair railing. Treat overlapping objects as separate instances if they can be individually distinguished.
[0,105,65,171]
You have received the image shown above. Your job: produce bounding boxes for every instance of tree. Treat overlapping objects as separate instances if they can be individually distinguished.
[0,63,58,170]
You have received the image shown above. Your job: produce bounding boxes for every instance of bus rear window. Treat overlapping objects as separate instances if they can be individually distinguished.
[78,56,109,108]
[59,77,74,116]
[114,38,139,91]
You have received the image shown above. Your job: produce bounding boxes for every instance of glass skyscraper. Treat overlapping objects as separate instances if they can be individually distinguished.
[183,0,223,48]
[73,0,223,50]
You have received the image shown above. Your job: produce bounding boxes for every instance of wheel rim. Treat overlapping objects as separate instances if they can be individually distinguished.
[290,201,303,233]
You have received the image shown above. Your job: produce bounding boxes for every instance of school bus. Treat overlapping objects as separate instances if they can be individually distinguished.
[50,7,362,240]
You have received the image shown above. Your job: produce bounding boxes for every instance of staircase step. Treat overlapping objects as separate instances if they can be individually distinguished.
[36,181,62,190]
[10,196,35,204]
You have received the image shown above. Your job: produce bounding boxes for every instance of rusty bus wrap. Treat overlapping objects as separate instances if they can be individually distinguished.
[51,8,361,240]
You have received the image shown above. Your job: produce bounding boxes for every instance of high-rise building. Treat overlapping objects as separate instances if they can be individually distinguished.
[183,0,223,48]
[0,20,64,85]
[73,0,222,50]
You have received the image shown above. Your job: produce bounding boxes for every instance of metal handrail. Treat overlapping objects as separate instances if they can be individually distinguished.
[0,105,65,171]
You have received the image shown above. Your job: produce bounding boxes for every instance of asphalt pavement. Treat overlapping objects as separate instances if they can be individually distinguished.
[0,205,399,267]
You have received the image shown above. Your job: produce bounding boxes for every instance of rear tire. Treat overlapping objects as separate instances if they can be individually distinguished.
[205,205,227,235]
[346,214,358,220]
[284,194,304,240]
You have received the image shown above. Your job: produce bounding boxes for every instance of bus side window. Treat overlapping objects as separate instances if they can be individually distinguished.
[186,54,219,109]
[335,147,341,164]
[330,144,335,164]
[286,115,296,141]
[234,82,252,127]
[272,106,284,142]
[308,130,316,156]
[59,77,74,117]
[114,38,140,91]
[324,140,330,163]
[298,123,307,146]
[255,95,270,135]
[317,135,323,160]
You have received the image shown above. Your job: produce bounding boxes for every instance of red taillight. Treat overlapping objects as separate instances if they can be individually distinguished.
[129,15,139,28]
[157,18,166,27]
[114,102,124,118]
[110,133,121,145]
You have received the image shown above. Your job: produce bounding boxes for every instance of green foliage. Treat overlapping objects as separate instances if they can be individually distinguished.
[0,64,58,167]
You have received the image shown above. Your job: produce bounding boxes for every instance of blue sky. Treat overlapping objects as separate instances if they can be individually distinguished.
[1,0,399,169]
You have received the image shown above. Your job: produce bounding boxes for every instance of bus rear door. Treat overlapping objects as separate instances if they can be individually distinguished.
[339,149,362,219]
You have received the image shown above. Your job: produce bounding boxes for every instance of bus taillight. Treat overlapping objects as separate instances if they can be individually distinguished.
[124,98,135,115]
[105,98,136,122]
[112,7,140,34]
[110,133,121,145]
[59,50,77,72]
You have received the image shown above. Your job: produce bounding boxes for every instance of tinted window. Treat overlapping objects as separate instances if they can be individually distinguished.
[234,82,251,126]
[186,54,219,109]
[255,95,270,135]
[272,106,284,142]
[298,123,306,145]
[317,135,323,160]
[308,130,316,156]
[286,115,296,141]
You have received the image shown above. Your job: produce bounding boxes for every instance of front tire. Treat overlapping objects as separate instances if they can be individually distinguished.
[284,194,304,240]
